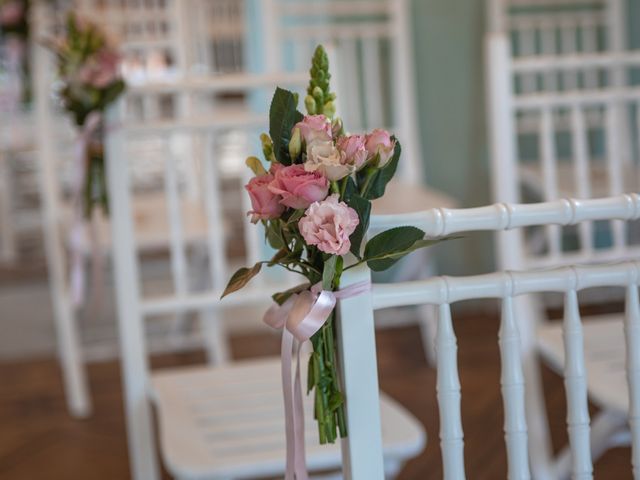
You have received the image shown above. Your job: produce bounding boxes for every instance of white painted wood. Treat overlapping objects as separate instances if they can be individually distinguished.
[625,280,640,478]
[436,302,466,479]
[336,260,385,480]
[499,295,531,480]
[570,106,594,252]
[105,104,161,480]
[32,4,91,418]
[562,289,593,479]
[604,102,626,250]
[539,107,561,258]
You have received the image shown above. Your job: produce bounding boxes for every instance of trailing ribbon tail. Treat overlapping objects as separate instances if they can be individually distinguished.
[263,280,371,479]
[69,111,102,308]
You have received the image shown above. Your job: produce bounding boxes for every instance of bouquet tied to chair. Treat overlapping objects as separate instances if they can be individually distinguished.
[223,45,441,475]
[45,13,125,306]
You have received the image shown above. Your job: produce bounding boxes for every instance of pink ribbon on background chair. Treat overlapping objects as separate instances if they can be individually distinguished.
[69,111,103,308]
[263,280,371,480]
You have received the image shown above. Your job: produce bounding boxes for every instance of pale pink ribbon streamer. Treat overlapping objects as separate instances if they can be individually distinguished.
[263,279,371,480]
[69,111,102,308]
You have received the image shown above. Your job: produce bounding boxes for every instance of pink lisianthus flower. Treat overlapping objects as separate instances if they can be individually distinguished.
[365,129,396,167]
[245,173,285,223]
[0,0,24,27]
[268,164,329,209]
[77,48,121,89]
[336,134,368,171]
[294,114,332,145]
[298,194,359,256]
[304,140,353,181]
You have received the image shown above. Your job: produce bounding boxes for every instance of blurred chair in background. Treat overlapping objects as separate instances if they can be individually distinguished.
[33,0,249,417]
[341,194,640,479]
[486,0,640,476]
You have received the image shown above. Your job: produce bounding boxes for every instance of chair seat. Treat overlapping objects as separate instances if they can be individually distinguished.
[150,357,426,480]
[62,192,211,252]
[537,314,628,413]
[371,179,457,215]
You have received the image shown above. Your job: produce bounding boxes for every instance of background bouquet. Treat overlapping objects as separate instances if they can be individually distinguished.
[46,12,125,216]
[223,46,440,444]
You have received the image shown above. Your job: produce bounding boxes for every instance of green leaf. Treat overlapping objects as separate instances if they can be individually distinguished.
[363,226,424,272]
[348,194,371,258]
[265,221,285,249]
[341,176,357,202]
[272,282,311,305]
[363,139,401,200]
[221,263,263,298]
[245,156,267,176]
[269,87,304,165]
[328,391,345,411]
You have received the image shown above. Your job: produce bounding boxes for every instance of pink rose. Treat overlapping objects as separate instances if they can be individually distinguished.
[268,164,329,209]
[337,134,368,171]
[77,49,121,89]
[0,1,24,27]
[245,173,285,223]
[294,114,332,145]
[365,129,396,167]
[298,194,359,256]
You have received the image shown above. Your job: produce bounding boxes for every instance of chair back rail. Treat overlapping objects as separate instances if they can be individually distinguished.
[356,258,640,479]
[340,195,640,478]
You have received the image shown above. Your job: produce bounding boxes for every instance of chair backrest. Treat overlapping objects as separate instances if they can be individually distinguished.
[104,70,307,479]
[258,0,423,184]
[336,193,640,479]
[485,0,640,271]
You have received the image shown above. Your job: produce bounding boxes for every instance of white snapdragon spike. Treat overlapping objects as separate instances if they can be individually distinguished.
[304,140,353,181]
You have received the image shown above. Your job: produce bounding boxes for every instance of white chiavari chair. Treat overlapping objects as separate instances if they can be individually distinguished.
[486,4,640,474]
[337,194,640,479]
[257,0,458,365]
[31,0,245,418]
[104,72,426,479]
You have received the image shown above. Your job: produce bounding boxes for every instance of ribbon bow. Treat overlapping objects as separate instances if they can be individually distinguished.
[263,280,371,480]
[69,111,103,308]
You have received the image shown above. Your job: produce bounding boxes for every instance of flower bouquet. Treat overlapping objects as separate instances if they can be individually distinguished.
[223,45,441,449]
[46,12,125,216]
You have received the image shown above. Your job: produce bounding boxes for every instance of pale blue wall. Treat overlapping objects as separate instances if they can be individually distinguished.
[410,0,493,274]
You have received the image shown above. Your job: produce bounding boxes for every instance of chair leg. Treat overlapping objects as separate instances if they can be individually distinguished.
[200,309,230,365]
[54,296,92,418]
[552,409,628,480]
[0,151,17,263]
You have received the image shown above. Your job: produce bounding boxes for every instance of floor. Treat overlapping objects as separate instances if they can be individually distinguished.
[0,318,632,479]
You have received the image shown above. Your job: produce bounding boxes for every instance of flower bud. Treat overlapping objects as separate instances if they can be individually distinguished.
[312,86,324,104]
[331,117,343,137]
[323,101,336,119]
[304,95,317,115]
[260,133,276,162]
[289,127,302,161]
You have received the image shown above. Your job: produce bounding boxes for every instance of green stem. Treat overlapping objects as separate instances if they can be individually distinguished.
[330,180,340,195]
[359,168,377,198]
[339,176,348,200]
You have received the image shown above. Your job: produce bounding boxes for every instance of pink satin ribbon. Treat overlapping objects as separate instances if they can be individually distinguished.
[263,280,371,480]
[69,111,102,308]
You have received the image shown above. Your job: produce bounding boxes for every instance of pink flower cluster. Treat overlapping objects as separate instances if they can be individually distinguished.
[0,0,24,27]
[76,48,121,89]
[245,114,395,255]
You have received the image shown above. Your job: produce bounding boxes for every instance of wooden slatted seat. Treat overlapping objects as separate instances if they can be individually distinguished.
[150,358,425,479]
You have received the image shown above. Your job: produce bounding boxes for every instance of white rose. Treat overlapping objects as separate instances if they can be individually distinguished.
[304,140,353,181]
